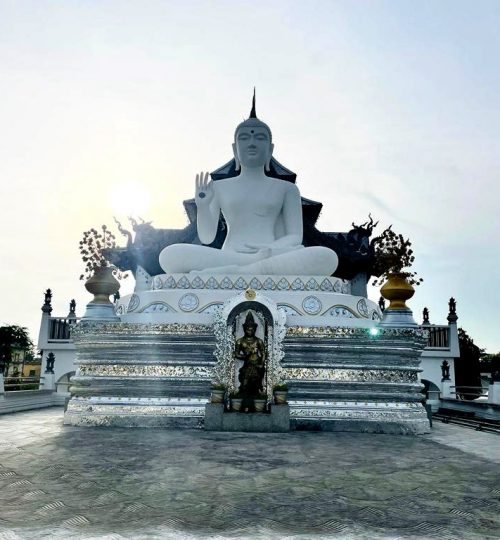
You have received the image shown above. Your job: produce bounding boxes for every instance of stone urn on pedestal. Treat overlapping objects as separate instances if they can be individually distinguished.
[380,272,417,327]
[83,266,120,321]
[79,225,124,321]
[372,227,423,328]
[380,272,415,309]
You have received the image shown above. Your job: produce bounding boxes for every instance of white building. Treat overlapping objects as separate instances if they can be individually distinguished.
[36,289,77,398]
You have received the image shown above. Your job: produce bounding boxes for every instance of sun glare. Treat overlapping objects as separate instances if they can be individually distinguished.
[110,182,151,217]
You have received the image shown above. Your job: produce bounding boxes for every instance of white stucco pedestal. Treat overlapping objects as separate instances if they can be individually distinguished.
[441,380,455,399]
[40,373,56,391]
[488,382,500,405]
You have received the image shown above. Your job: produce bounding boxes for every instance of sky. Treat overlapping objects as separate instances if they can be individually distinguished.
[0,0,499,352]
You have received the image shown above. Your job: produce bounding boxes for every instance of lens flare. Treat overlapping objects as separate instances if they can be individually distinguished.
[110,182,150,216]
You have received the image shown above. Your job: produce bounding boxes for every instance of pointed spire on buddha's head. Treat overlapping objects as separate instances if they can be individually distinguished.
[249,87,257,118]
[234,88,272,142]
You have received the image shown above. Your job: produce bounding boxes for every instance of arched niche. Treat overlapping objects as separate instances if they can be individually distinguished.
[213,291,286,401]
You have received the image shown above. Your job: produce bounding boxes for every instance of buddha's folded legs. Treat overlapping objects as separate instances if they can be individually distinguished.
[159,244,263,274]
[160,243,338,276]
[232,246,338,276]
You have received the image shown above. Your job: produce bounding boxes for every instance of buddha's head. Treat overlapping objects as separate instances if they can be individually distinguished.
[242,311,258,337]
[233,92,274,171]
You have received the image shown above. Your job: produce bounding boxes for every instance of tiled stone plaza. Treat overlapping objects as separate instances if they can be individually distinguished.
[0,408,499,540]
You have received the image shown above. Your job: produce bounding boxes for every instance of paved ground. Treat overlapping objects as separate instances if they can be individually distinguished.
[0,408,499,540]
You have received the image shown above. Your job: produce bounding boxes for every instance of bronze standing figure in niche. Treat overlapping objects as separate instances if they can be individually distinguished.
[235,312,266,398]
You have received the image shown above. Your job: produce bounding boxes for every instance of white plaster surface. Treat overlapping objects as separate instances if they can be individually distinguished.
[488,382,500,404]
[419,356,455,391]
[117,285,381,328]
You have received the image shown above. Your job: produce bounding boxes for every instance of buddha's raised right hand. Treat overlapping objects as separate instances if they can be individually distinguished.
[195,171,214,206]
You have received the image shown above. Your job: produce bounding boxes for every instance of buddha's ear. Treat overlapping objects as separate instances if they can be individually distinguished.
[265,143,274,172]
[232,143,241,171]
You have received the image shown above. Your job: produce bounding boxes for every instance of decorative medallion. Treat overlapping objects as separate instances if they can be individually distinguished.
[164,276,176,289]
[357,298,369,318]
[306,278,319,291]
[191,276,205,289]
[245,289,256,300]
[234,277,248,290]
[263,278,276,290]
[277,278,290,290]
[116,305,124,316]
[371,310,381,321]
[291,278,305,291]
[320,278,334,292]
[333,280,341,292]
[302,295,322,315]
[341,283,350,294]
[205,277,219,289]
[178,293,199,312]
[127,294,140,313]
[177,276,190,289]
[249,277,262,290]
[220,277,233,289]
[153,276,163,290]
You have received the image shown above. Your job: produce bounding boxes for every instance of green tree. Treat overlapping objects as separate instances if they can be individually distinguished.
[479,352,500,374]
[0,325,34,375]
[455,328,483,400]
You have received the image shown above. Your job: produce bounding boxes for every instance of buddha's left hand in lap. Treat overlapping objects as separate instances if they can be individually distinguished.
[242,242,303,258]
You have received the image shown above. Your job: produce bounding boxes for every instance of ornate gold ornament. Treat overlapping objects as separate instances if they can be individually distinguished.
[245,288,256,300]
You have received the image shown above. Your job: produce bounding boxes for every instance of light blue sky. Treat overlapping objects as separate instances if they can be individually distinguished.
[1,1,499,351]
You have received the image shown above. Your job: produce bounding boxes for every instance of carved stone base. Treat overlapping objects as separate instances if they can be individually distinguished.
[284,326,430,434]
[204,404,290,432]
[82,301,120,322]
[290,403,429,435]
[64,398,205,429]
[380,307,418,328]
[64,321,430,434]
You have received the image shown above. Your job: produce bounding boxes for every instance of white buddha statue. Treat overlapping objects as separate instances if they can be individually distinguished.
[159,97,338,276]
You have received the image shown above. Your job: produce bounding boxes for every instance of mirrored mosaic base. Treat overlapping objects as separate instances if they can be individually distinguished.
[64,322,430,434]
[115,273,382,328]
